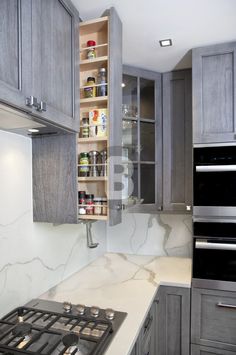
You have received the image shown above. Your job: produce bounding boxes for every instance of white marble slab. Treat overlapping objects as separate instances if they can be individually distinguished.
[107,212,193,257]
[0,131,107,317]
[40,253,192,355]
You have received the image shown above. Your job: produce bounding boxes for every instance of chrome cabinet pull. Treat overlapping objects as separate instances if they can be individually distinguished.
[186,205,191,211]
[196,165,236,172]
[217,302,236,309]
[36,101,47,112]
[25,96,38,108]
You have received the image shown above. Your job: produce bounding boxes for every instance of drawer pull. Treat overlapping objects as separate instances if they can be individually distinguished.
[144,316,153,336]
[217,302,236,309]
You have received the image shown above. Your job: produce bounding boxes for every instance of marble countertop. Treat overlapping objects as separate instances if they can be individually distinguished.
[40,253,192,355]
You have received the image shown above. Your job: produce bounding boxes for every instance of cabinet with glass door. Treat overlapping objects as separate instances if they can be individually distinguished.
[122,66,162,212]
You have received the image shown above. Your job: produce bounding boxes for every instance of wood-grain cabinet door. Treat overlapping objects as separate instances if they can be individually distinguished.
[0,0,32,111]
[31,0,80,132]
[163,69,192,213]
[192,42,236,144]
[156,286,191,355]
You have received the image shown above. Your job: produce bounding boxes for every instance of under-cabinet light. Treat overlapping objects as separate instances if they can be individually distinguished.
[159,39,172,47]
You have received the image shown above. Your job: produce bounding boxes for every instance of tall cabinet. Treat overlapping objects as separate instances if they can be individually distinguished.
[32,8,123,226]
[163,69,192,212]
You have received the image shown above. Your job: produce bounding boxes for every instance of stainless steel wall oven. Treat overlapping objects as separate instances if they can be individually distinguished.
[194,146,236,218]
[192,220,236,291]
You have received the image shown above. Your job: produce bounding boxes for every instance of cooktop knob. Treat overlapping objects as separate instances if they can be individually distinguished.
[90,306,100,318]
[105,308,115,320]
[76,304,86,315]
[63,301,72,313]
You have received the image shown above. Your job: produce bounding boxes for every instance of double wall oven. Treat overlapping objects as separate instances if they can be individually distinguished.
[193,145,236,291]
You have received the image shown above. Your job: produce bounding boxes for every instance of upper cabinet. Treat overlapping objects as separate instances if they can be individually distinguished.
[0,0,80,132]
[163,70,192,213]
[33,8,123,226]
[122,66,162,212]
[0,0,32,112]
[192,42,236,144]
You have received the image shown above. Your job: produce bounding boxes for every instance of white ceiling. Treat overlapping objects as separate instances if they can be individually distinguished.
[72,0,236,73]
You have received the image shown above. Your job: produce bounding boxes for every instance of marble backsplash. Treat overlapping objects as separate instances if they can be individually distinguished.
[107,212,192,257]
[0,131,106,317]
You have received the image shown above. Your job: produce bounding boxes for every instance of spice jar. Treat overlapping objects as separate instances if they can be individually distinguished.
[101,197,107,215]
[84,77,96,98]
[89,151,100,177]
[79,152,89,177]
[86,194,94,215]
[100,149,107,176]
[94,197,102,215]
[78,191,86,215]
[87,40,96,59]
[97,68,107,97]
[81,117,89,138]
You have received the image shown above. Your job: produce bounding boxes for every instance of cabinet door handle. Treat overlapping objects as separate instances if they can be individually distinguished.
[186,205,191,211]
[36,101,47,112]
[144,316,153,336]
[217,302,236,309]
[25,96,38,108]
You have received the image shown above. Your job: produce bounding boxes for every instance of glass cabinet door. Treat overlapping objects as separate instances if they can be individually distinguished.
[122,67,162,209]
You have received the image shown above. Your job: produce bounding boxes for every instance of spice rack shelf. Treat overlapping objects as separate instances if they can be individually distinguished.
[78,137,108,143]
[80,44,108,52]
[78,177,107,182]
[80,83,108,89]
[78,215,108,221]
[80,57,108,71]
[80,96,108,105]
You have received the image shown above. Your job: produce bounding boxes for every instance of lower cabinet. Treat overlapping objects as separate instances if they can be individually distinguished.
[131,286,191,355]
[191,287,236,354]
[191,344,236,355]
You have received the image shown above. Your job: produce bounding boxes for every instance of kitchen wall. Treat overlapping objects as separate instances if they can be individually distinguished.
[0,131,106,317]
[107,212,192,257]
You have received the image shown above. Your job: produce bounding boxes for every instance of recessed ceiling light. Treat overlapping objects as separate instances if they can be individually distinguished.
[121,83,126,88]
[159,39,172,47]
[28,128,39,133]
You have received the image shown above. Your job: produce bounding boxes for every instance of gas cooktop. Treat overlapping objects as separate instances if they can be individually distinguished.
[0,299,127,355]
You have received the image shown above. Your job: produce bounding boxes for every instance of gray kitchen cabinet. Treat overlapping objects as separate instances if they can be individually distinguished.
[191,287,236,353]
[31,0,80,132]
[33,8,122,226]
[130,286,191,355]
[0,0,80,132]
[191,344,236,355]
[163,69,192,213]
[0,0,32,112]
[192,42,236,144]
[156,286,191,355]
[122,65,162,213]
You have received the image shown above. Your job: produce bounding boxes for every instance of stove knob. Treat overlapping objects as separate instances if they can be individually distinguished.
[76,304,86,315]
[90,306,100,318]
[63,301,72,313]
[105,308,115,320]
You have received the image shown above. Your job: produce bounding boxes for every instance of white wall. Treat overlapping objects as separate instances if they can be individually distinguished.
[0,131,107,317]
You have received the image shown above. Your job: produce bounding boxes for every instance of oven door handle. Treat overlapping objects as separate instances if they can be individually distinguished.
[196,165,236,172]
[195,240,236,251]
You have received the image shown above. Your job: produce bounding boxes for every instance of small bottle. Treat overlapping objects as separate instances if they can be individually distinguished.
[78,191,86,215]
[84,77,96,98]
[94,197,102,215]
[81,117,89,138]
[79,152,89,177]
[86,194,94,215]
[97,68,107,97]
[101,197,107,215]
[87,40,96,59]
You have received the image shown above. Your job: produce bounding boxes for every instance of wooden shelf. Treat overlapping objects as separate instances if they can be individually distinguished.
[80,44,108,52]
[80,17,108,32]
[80,56,108,71]
[80,83,108,89]
[80,96,108,105]
[78,137,108,143]
[78,214,108,221]
[78,177,107,182]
